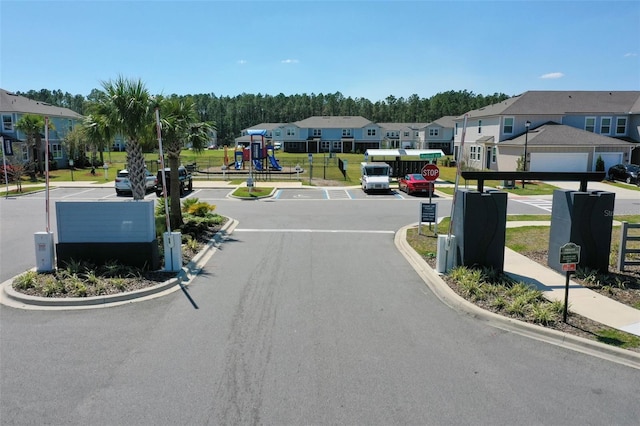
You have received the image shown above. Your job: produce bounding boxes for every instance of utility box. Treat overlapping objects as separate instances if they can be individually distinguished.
[34,232,55,272]
[548,190,615,274]
[436,234,456,273]
[163,232,183,272]
[452,189,508,271]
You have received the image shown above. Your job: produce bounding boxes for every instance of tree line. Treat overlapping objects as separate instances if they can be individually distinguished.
[16,88,510,145]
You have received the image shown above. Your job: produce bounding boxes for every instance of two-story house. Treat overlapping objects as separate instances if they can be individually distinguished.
[244,116,384,154]
[378,123,427,149]
[452,91,640,173]
[418,116,456,154]
[1,89,84,168]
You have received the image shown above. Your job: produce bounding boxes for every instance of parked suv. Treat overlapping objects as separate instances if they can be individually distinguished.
[607,163,639,185]
[115,169,157,196]
[155,166,193,196]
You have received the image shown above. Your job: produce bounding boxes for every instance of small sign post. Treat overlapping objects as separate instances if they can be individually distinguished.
[419,202,437,235]
[559,242,581,322]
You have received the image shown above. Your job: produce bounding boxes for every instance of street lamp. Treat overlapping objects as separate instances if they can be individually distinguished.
[69,159,74,181]
[522,120,531,188]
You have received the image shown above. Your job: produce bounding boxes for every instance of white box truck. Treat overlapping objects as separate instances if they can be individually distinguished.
[360,162,391,193]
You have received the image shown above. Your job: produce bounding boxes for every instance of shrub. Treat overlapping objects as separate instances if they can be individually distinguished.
[491,296,507,310]
[506,296,529,317]
[531,304,556,325]
[13,271,38,290]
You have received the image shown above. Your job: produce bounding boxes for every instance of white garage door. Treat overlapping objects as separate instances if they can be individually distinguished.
[529,153,589,172]
[595,152,623,173]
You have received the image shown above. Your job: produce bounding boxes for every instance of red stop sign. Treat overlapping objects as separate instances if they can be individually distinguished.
[421,164,440,181]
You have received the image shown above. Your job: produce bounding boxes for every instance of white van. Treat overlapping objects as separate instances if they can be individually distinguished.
[360,162,391,193]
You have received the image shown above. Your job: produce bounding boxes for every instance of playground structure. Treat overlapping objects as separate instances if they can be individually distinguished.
[234,129,283,173]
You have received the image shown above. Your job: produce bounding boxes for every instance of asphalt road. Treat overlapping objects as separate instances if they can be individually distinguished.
[1,188,640,425]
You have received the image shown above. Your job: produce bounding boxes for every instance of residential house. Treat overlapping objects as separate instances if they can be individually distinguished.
[1,88,84,168]
[452,91,640,173]
[378,123,427,149]
[236,122,287,147]
[419,116,456,154]
[242,116,384,154]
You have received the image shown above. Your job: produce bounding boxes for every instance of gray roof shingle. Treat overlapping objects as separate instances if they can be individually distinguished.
[0,88,83,118]
[502,122,637,147]
[462,91,640,118]
[294,116,375,128]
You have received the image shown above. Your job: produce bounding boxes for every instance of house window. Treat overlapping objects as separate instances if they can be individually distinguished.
[492,146,497,163]
[286,127,296,136]
[51,143,63,159]
[386,131,391,137]
[503,117,514,134]
[320,141,330,151]
[478,120,482,134]
[313,129,322,137]
[429,128,439,137]
[600,117,611,134]
[274,129,281,137]
[470,146,476,160]
[367,128,377,136]
[342,128,352,137]
[415,131,419,137]
[455,123,458,135]
[2,115,13,131]
[615,117,627,135]
[67,119,73,132]
[585,117,596,132]
[404,131,409,137]
[332,141,342,151]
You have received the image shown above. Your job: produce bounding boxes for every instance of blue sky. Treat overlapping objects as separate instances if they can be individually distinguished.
[1,0,639,101]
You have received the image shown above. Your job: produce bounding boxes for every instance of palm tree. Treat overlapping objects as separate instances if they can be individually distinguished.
[16,114,46,177]
[98,77,152,200]
[157,97,214,227]
[82,112,114,165]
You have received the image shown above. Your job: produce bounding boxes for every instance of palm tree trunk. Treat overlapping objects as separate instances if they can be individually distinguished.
[126,140,147,200]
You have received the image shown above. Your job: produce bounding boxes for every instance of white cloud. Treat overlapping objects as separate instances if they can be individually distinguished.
[624,52,638,57]
[539,72,565,80]
[281,59,299,64]
[238,59,248,65]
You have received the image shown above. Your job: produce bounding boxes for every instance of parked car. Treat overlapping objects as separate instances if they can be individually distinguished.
[115,169,157,196]
[398,173,434,195]
[607,163,639,184]
[155,166,193,197]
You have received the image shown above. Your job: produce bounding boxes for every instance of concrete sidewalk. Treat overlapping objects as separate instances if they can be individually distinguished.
[502,221,640,336]
[503,246,640,336]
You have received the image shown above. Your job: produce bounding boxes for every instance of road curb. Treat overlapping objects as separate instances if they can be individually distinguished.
[395,224,640,370]
[0,217,237,310]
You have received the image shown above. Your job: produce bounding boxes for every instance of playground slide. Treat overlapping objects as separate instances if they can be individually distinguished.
[253,159,264,171]
[268,155,282,171]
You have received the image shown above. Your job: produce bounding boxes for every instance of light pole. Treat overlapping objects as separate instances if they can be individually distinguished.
[69,159,74,181]
[522,120,531,188]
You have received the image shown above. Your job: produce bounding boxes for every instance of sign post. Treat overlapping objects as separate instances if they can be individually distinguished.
[421,163,439,204]
[419,152,442,161]
[419,202,437,235]
[559,242,581,322]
